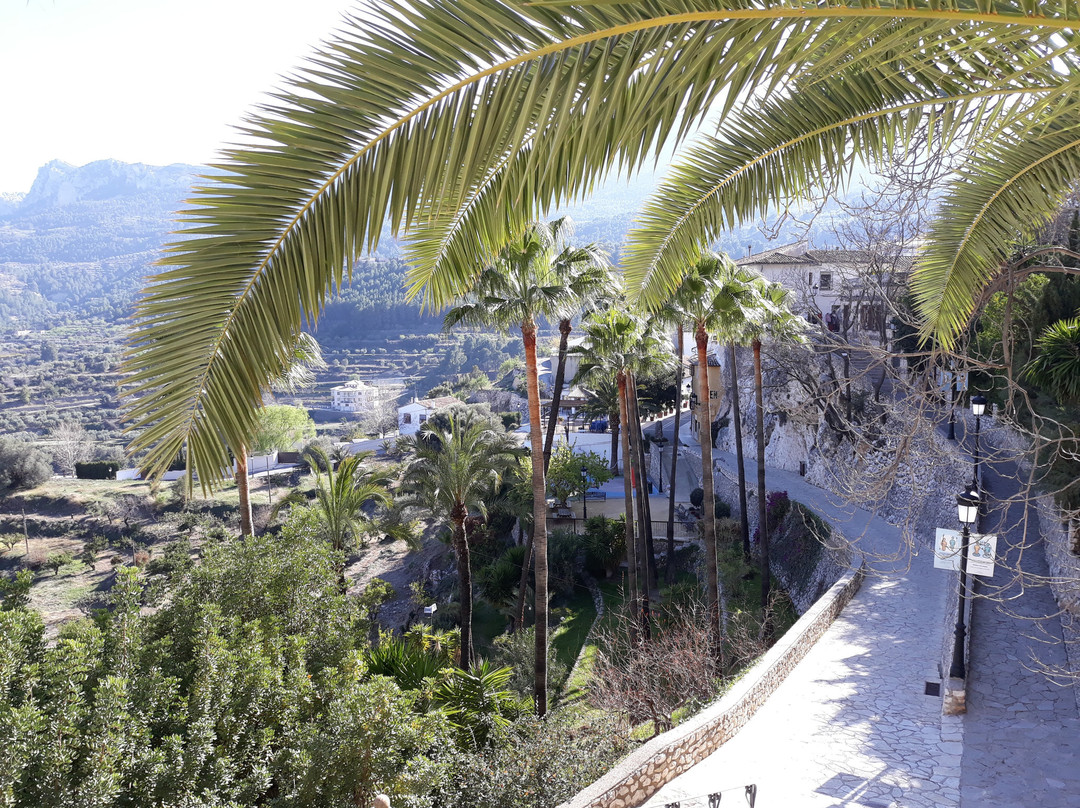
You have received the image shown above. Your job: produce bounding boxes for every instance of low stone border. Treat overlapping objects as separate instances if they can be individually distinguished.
[562,573,606,687]
[559,553,866,808]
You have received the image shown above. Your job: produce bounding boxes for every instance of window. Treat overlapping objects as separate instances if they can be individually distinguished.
[419,414,427,423]
[819,272,832,291]
[808,272,814,287]
[402,413,412,424]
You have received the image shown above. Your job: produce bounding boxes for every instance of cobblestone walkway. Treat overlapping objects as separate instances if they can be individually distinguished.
[958,431,1080,807]
[645,448,963,808]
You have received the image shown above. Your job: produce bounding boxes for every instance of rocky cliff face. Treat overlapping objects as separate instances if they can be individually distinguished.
[16,159,195,214]
[712,341,967,545]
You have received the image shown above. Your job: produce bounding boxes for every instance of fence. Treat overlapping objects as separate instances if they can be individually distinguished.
[651,520,699,542]
[547,515,699,544]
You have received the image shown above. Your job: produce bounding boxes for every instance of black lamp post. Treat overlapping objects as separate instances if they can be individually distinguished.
[840,351,851,423]
[947,369,958,440]
[580,464,589,522]
[971,394,987,492]
[949,487,981,679]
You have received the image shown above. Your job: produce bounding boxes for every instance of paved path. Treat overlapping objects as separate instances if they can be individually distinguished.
[951,420,1080,807]
[645,442,963,808]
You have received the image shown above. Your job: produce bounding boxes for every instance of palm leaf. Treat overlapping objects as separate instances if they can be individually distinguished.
[124,0,1080,485]
[912,122,1080,346]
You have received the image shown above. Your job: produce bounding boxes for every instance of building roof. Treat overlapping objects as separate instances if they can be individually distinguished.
[737,242,913,271]
[403,395,461,411]
[689,352,723,367]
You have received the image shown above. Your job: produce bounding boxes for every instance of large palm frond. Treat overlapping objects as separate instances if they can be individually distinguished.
[625,72,1070,308]
[125,0,1080,486]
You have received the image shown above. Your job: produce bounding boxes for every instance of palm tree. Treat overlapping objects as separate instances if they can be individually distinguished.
[399,414,520,669]
[575,308,671,631]
[580,375,622,476]
[541,230,614,471]
[659,253,762,645]
[278,446,392,593]
[739,279,805,622]
[648,302,687,585]
[1024,317,1080,405]
[726,340,752,562]
[120,0,1080,712]
[122,0,1080,522]
[442,219,579,714]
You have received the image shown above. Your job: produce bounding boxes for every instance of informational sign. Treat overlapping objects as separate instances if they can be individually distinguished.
[934,528,962,571]
[934,528,997,578]
[934,368,970,394]
[967,534,998,578]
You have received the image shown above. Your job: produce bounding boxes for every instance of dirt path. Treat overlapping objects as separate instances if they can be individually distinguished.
[346,534,452,632]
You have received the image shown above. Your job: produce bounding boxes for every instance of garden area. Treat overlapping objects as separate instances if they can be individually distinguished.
[0,394,828,808]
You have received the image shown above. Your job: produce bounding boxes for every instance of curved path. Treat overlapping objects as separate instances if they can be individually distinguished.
[952,419,1080,807]
[646,438,962,808]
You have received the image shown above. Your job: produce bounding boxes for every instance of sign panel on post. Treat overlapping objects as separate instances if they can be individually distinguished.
[967,534,998,578]
[934,528,962,571]
[933,529,997,578]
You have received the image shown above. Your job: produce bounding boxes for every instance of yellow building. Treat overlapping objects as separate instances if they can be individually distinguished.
[688,352,724,441]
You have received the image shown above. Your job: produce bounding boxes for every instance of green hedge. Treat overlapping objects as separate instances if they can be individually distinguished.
[74,461,120,480]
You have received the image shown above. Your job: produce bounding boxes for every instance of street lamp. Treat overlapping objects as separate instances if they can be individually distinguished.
[947,367,958,440]
[580,464,589,522]
[971,394,987,492]
[949,487,981,680]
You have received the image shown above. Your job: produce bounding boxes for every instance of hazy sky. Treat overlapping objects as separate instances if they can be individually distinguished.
[0,0,359,193]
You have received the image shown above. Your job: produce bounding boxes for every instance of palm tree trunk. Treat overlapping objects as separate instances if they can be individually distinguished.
[513,527,533,632]
[628,371,658,592]
[665,327,684,585]
[543,319,573,471]
[625,372,653,632]
[728,342,751,561]
[454,513,473,670]
[616,371,639,622]
[609,411,620,475]
[695,324,720,652]
[753,338,771,636]
[236,443,253,538]
[522,320,549,716]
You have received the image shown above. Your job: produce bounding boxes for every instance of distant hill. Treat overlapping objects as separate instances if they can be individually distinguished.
[0,160,199,326]
[0,158,847,331]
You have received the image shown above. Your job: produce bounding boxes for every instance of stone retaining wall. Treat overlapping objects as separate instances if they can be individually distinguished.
[559,553,865,808]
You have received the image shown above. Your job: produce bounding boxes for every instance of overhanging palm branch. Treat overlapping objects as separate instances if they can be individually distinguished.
[125,0,1080,489]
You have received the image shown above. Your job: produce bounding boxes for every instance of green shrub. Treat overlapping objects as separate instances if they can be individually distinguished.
[433,713,629,808]
[583,515,625,577]
[0,437,51,497]
[477,546,526,607]
[44,551,73,576]
[74,460,120,480]
[713,495,732,519]
[498,411,522,430]
[490,627,569,699]
[689,487,704,508]
[547,529,580,596]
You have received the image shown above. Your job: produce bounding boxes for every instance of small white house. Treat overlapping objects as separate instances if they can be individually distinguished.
[397,396,461,435]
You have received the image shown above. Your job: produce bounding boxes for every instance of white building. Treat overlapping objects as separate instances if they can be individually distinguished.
[736,241,910,338]
[330,378,405,413]
[397,396,461,435]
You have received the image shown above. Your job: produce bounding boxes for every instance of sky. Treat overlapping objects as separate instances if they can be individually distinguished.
[0,0,360,193]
